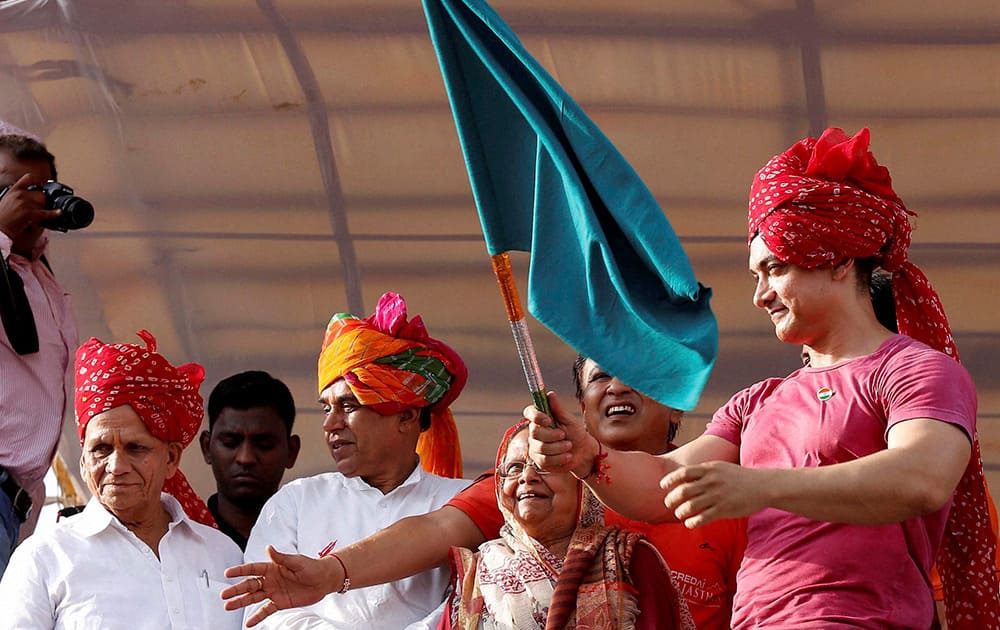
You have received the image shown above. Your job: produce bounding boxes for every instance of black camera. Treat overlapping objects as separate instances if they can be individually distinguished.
[1,180,95,232]
[32,181,95,232]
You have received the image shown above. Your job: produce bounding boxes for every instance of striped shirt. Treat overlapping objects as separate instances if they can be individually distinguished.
[0,232,76,490]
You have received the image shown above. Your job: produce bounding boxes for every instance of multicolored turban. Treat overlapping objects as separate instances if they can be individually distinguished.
[748,128,1000,630]
[318,292,467,478]
[75,330,216,527]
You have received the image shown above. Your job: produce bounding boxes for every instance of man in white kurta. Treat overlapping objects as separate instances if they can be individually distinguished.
[246,464,467,628]
[0,493,243,630]
[242,292,472,628]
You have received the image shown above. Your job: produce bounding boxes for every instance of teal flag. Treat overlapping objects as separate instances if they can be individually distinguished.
[423,0,717,411]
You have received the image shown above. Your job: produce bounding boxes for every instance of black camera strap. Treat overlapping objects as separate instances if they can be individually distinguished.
[0,253,40,355]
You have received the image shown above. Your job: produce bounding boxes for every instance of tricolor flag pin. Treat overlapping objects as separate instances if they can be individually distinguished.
[817,387,834,402]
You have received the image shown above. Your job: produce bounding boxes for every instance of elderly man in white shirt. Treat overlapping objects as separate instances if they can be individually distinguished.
[237,292,471,629]
[0,331,243,629]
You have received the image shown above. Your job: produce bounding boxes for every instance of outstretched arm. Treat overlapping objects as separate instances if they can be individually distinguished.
[223,505,486,626]
[525,392,738,523]
[328,504,486,586]
[226,546,340,629]
[663,418,971,527]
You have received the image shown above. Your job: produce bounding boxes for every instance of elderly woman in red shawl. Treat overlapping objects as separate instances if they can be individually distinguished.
[0,330,244,629]
[440,421,693,630]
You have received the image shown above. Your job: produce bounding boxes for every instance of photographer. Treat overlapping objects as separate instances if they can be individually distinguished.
[0,125,79,578]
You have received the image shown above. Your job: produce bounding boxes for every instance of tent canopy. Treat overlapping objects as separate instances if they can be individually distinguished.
[2,0,998,497]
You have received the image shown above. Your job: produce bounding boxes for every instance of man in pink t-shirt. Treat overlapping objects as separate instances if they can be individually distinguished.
[705,335,974,627]
[527,128,999,629]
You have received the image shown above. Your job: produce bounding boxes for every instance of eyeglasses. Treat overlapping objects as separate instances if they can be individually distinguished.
[497,459,551,479]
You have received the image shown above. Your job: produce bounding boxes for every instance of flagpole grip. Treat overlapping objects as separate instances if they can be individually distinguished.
[490,252,523,321]
[490,253,552,418]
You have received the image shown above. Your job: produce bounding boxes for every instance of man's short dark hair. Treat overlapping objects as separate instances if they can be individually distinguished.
[418,407,432,432]
[0,134,57,180]
[853,256,876,295]
[572,354,588,402]
[870,269,898,333]
[207,370,296,434]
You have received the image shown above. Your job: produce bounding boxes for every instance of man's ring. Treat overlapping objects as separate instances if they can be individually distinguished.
[254,576,265,591]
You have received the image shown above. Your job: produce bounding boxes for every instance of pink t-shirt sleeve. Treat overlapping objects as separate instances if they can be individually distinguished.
[704,381,777,446]
[881,345,977,440]
[445,471,504,540]
[705,396,746,445]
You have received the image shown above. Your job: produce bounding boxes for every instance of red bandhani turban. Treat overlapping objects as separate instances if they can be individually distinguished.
[317,292,467,478]
[75,330,216,527]
[749,128,1000,630]
[748,127,956,358]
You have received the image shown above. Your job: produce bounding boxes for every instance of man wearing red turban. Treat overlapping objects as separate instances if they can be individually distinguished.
[526,128,999,630]
[241,292,471,629]
[74,329,216,526]
[737,127,998,629]
[0,330,244,629]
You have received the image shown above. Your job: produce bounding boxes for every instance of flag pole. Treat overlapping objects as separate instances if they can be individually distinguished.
[490,252,552,418]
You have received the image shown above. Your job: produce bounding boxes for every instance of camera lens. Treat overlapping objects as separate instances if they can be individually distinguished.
[36,181,95,232]
[50,195,95,230]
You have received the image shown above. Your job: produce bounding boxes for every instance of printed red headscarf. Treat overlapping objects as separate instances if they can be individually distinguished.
[75,330,216,527]
[318,292,467,478]
[748,128,1000,630]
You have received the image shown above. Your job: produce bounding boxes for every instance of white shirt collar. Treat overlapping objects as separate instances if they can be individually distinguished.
[339,457,426,495]
[75,493,204,541]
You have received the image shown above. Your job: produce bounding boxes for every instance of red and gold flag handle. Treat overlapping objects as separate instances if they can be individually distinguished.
[490,253,552,418]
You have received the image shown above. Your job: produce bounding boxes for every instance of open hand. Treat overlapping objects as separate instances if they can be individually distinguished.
[221,545,342,627]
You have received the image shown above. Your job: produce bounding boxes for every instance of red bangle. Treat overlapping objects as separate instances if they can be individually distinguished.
[329,553,351,594]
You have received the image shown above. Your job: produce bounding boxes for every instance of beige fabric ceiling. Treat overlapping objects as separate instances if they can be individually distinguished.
[3,0,999,501]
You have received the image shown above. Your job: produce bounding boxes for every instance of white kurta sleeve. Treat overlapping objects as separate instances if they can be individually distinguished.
[0,541,57,629]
